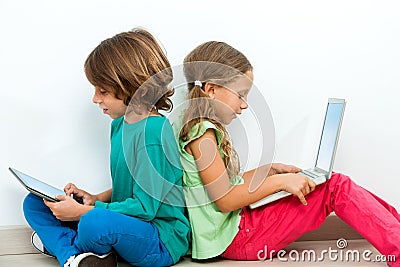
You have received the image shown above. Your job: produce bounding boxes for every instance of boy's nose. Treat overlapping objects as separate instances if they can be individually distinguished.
[92,95,99,104]
[92,91,102,104]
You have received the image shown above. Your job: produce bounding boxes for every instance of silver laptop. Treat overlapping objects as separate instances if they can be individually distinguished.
[249,98,346,209]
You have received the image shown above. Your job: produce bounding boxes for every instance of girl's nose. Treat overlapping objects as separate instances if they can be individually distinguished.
[241,99,248,110]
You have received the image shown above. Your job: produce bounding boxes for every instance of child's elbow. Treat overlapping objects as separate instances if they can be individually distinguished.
[214,200,239,213]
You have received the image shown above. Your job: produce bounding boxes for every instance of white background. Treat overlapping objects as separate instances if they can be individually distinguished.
[1,0,399,226]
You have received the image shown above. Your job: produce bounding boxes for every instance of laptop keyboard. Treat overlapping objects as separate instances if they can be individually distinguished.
[300,169,323,179]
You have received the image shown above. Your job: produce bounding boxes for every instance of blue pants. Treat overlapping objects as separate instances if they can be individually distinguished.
[23,193,173,267]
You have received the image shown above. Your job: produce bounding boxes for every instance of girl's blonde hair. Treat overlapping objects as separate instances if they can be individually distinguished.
[84,28,174,112]
[181,41,253,178]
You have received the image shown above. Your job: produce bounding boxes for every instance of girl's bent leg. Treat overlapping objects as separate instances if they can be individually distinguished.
[327,173,400,266]
[23,193,79,266]
[75,208,173,267]
[222,173,399,266]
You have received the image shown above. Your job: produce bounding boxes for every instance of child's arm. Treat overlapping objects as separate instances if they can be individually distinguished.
[43,186,112,221]
[44,196,94,221]
[241,163,302,183]
[64,183,112,205]
[240,163,304,194]
[95,188,112,203]
[186,129,316,212]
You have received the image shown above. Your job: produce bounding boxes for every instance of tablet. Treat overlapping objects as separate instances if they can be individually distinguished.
[9,167,65,202]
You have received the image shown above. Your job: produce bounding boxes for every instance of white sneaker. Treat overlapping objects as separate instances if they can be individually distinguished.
[64,252,117,267]
[31,231,55,258]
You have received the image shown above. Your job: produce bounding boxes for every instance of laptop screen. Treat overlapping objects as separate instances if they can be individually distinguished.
[315,100,345,172]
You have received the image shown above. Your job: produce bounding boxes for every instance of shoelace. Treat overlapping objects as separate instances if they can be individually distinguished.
[64,255,76,267]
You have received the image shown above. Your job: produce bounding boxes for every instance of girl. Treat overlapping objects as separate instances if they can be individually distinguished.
[23,28,190,267]
[174,41,400,266]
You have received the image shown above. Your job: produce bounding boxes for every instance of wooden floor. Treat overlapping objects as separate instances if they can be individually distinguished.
[0,215,388,266]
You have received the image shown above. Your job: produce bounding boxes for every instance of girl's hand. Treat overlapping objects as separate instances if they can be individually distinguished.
[44,196,93,221]
[269,163,302,176]
[64,183,97,206]
[277,173,316,205]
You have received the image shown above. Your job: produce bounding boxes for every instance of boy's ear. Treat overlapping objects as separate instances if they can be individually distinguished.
[203,82,215,99]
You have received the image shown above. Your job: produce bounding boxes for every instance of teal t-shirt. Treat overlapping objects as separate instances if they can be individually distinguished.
[173,119,243,259]
[95,115,190,263]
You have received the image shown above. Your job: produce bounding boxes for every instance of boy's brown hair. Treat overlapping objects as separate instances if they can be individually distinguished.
[84,28,174,111]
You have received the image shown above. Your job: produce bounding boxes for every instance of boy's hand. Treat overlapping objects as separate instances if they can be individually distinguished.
[44,196,93,221]
[64,183,97,206]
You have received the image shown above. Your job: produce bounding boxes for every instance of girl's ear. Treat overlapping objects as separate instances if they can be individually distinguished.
[138,88,147,97]
[203,82,215,99]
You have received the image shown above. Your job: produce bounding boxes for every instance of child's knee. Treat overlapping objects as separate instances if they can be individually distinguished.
[78,208,108,236]
[23,193,44,213]
[329,172,351,187]
[76,209,112,249]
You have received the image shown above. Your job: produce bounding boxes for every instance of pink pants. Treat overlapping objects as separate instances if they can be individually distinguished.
[221,173,400,266]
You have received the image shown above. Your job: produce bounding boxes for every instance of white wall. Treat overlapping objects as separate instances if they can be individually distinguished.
[1,0,399,226]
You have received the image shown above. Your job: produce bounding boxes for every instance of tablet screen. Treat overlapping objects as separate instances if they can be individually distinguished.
[10,168,65,201]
